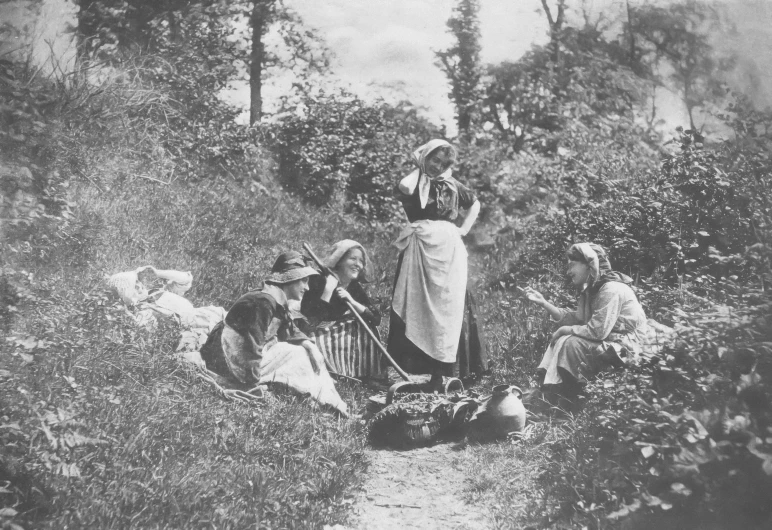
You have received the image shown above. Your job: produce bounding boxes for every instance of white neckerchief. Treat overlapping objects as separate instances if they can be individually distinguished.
[399,168,454,209]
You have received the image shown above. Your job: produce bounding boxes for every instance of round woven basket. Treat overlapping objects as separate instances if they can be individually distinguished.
[367,379,470,448]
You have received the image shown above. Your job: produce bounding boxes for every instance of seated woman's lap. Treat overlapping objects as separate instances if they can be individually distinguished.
[543,335,606,384]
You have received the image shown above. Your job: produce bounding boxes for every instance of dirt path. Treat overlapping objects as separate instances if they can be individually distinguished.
[351,443,489,530]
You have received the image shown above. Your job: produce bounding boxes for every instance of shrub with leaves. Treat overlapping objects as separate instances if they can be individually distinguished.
[533,288,772,529]
[504,110,771,293]
[268,91,441,222]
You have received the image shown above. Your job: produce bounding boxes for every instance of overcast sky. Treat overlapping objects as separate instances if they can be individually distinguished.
[6,0,771,137]
[234,0,679,134]
[287,0,551,129]
[228,0,559,132]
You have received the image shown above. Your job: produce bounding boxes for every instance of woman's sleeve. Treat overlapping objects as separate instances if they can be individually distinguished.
[226,295,275,347]
[394,182,412,203]
[300,274,334,321]
[569,285,624,341]
[455,181,478,210]
[553,308,581,326]
[350,282,381,326]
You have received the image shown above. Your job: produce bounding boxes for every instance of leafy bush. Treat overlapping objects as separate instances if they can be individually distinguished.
[481,26,649,156]
[531,286,772,529]
[268,91,441,222]
[501,110,771,293]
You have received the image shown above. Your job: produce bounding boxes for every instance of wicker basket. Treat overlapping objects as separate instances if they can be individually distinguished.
[367,379,478,448]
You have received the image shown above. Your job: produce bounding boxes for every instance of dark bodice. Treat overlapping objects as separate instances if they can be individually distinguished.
[301,275,381,329]
[394,177,477,222]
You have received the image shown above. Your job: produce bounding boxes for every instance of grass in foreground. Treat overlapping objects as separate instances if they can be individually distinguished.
[1,179,392,529]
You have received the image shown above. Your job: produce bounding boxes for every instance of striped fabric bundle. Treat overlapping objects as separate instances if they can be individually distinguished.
[312,319,386,379]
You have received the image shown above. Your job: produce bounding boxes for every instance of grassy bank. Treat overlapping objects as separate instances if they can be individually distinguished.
[3,63,769,530]
[1,178,405,529]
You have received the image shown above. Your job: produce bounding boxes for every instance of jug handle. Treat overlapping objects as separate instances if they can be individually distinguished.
[510,385,523,399]
[386,381,421,405]
[445,377,464,394]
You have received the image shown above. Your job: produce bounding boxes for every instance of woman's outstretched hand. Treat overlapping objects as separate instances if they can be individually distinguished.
[520,286,546,305]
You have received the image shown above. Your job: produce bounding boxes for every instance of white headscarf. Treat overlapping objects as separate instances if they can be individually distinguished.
[398,139,458,209]
[567,242,632,292]
[322,239,373,283]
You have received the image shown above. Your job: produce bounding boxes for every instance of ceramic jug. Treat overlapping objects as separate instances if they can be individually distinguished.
[467,384,527,441]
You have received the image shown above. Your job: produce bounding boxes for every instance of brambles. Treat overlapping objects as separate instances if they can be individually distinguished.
[268,91,441,222]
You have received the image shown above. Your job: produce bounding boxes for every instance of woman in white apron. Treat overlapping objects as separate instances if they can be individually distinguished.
[387,139,488,388]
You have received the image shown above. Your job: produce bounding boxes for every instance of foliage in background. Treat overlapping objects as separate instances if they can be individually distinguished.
[624,0,736,131]
[436,0,483,137]
[511,113,771,290]
[3,0,772,528]
[482,25,646,155]
[268,91,441,222]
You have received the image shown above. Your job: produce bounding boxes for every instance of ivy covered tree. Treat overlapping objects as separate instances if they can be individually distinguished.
[245,0,330,124]
[624,0,735,131]
[540,0,567,65]
[270,92,440,221]
[436,0,482,137]
[481,25,646,155]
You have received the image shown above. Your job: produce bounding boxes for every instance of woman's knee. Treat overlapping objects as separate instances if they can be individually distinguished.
[562,335,591,355]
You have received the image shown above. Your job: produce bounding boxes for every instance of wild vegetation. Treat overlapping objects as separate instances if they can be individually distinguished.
[2,0,771,529]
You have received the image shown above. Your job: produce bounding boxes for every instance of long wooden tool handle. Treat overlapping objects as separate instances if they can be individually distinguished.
[302,242,411,381]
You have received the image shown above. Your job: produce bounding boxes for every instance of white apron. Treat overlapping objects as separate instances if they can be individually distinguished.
[391,220,467,363]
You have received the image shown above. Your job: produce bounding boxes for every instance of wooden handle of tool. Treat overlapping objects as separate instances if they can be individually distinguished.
[302,242,411,381]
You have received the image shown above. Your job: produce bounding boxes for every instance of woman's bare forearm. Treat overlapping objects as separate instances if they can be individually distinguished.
[538,300,564,321]
[459,200,480,236]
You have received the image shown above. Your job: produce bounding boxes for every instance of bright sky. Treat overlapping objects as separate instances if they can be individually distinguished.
[7,0,771,137]
[292,0,556,131]
[226,0,559,133]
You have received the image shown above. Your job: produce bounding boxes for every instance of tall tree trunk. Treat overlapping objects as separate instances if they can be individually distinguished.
[436,0,481,138]
[626,0,636,65]
[540,0,566,65]
[250,0,270,125]
[168,10,180,43]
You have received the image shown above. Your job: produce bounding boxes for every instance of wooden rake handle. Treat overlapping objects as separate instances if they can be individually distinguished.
[302,242,411,381]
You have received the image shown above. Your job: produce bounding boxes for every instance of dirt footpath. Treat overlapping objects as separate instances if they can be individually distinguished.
[351,443,489,530]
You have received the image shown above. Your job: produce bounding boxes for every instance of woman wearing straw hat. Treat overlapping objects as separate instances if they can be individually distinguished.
[200,251,348,416]
[388,139,488,388]
[300,239,386,379]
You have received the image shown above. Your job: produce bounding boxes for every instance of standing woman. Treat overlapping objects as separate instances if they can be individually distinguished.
[388,139,488,386]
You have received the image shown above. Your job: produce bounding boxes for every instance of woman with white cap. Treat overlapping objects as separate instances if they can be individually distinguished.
[523,242,647,403]
[300,240,386,379]
[388,139,488,388]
